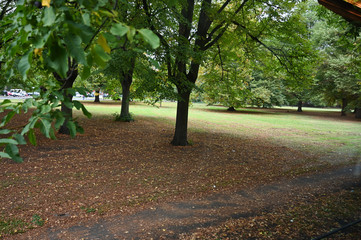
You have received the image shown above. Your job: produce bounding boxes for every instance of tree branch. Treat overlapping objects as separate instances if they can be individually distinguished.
[203,0,250,50]
[142,0,173,78]
[233,21,294,74]
[84,0,119,51]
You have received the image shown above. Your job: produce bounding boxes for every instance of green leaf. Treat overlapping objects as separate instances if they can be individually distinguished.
[97,34,111,53]
[43,7,56,26]
[54,115,65,129]
[81,105,92,118]
[51,98,60,108]
[13,134,26,145]
[66,88,76,96]
[47,40,68,78]
[28,129,37,146]
[0,99,11,105]
[110,23,128,37]
[1,111,16,127]
[63,100,73,109]
[67,121,77,138]
[5,144,23,163]
[22,99,34,113]
[92,45,111,67]
[0,129,11,135]
[65,34,86,65]
[39,118,52,138]
[76,124,84,134]
[21,116,38,135]
[0,138,18,145]
[18,51,32,79]
[67,21,94,43]
[49,128,56,140]
[127,27,136,42]
[81,65,91,80]
[99,9,115,18]
[82,13,91,26]
[33,31,51,48]
[0,152,11,159]
[138,29,160,49]
[73,100,82,110]
[40,104,51,114]
[76,87,88,96]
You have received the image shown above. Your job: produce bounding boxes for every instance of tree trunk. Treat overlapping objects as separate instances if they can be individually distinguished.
[59,93,73,134]
[171,90,191,146]
[119,57,135,121]
[341,98,347,116]
[297,100,303,112]
[120,77,132,120]
[227,106,236,111]
[53,59,78,134]
[94,90,100,102]
[355,108,361,119]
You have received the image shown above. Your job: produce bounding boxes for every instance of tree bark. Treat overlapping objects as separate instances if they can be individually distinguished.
[227,106,236,111]
[94,90,100,102]
[59,93,73,134]
[297,100,303,112]
[355,108,361,119]
[341,98,347,116]
[120,77,131,120]
[171,90,191,146]
[53,59,78,134]
[119,57,136,121]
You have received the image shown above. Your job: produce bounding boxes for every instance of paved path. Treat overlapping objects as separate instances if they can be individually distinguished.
[20,165,361,239]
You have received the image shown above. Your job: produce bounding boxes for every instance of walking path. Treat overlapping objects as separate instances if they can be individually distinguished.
[18,165,361,239]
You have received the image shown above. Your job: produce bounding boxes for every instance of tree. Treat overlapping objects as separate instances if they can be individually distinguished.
[144,0,317,145]
[199,43,253,110]
[0,0,159,161]
[311,5,361,117]
[103,0,159,121]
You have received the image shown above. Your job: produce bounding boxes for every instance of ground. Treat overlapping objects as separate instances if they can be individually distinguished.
[0,103,360,239]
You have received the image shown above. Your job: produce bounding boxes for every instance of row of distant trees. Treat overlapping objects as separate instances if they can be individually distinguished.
[0,0,360,161]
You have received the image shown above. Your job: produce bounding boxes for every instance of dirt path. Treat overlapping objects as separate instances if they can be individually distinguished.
[14,165,360,240]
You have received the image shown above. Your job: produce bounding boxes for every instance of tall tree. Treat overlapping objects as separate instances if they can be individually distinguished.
[144,0,314,145]
[312,4,361,117]
[104,0,159,121]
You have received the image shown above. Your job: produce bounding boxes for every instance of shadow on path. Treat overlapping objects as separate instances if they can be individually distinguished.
[24,166,361,239]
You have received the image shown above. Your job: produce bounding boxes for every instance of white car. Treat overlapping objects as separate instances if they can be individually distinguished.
[8,89,27,97]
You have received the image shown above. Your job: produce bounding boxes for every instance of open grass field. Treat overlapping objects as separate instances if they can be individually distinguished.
[1,101,360,239]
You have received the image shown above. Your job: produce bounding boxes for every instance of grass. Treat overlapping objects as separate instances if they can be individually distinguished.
[0,218,29,237]
[80,101,361,164]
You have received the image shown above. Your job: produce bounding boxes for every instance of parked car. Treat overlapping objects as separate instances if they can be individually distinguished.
[28,91,40,96]
[8,89,27,97]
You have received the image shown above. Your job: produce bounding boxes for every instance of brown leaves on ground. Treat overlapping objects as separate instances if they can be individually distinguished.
[183,187,361,239]
[0,109,358,239]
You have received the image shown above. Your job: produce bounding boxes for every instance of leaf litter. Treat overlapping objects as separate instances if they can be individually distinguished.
[0,109,360,239]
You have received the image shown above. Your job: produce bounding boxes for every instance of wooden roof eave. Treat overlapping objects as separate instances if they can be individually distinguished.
[318,0,361,25]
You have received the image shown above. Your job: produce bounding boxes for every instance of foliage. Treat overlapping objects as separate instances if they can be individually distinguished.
[0,84,91,162]
[113,112,134,122]
[31,214,45,227]
[312,2,361,113]
[0,0,159,161]
[0,217,29,237]
[199,38,253,109]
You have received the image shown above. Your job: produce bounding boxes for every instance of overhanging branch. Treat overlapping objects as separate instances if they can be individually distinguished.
[204,0,250,50]
[233,21,292,74]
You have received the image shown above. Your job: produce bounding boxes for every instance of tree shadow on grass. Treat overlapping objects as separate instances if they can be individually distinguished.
[198,107,280,116]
